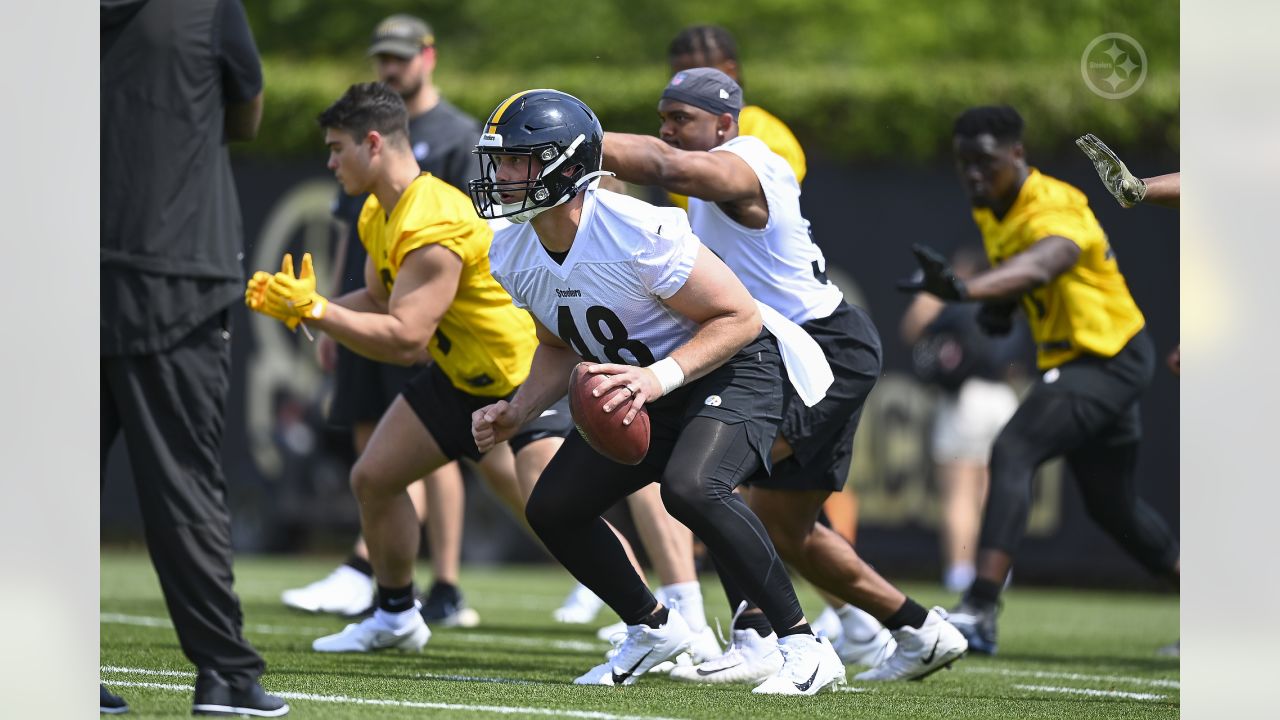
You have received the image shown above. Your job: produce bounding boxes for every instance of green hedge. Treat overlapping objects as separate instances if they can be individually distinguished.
[247,56,1177,164]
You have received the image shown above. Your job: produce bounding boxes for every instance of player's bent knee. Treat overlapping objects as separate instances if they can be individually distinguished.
[989,432,1037,482]
[524,482,568,536]
[658,472,724,520]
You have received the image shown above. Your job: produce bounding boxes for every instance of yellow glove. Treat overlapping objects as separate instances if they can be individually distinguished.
[267,252,329,322]
[245,260,300,330]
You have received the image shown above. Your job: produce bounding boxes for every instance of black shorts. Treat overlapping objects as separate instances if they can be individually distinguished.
[638,331,784,474]
[749,302,883,492]
[1008,328,1154,448]
[401,363,515,462]
[328,345,424,427]
[401,364,574,462]
[510,396,573,454]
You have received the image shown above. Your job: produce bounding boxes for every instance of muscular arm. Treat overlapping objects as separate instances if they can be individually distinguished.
[962,235,1080,302]
[306,245,461,366]
[505,318,579,426]
[1141,172,1180,208]
[603,132,761,203]
[660,245,763,382]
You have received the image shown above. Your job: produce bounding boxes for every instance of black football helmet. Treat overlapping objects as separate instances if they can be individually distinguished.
[469,89,610,223]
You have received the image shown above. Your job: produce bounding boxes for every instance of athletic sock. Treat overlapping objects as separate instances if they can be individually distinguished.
[655,581,707,633]
[835,603,886,642]
[376,583,416,614]
[777,622,814,638]
[635,605,670,629]
[733,609,775,638]
[342,554,374,577]
[881,598,929,630]
[968,578,1003,607]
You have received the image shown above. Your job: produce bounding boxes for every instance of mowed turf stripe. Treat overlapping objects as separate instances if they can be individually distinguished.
[104,678,692,719]
[1011,684,1167,701]
[960,666,1180,689]
[103,665,544,687]
[101,613,604,652]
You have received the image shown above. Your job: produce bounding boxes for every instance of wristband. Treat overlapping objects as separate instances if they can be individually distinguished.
[647,357,685,395]
[305,297,328,320]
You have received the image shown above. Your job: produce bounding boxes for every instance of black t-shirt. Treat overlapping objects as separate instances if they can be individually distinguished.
[101,0,263,355]
[331,98,481,294]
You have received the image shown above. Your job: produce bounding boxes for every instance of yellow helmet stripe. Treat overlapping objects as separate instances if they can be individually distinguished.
[486,90,535,134]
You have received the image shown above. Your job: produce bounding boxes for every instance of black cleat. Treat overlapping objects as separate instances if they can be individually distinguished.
[948,598,999,655]
[100,684,129,714]
[418,582,480,627]
[191,669,289,717]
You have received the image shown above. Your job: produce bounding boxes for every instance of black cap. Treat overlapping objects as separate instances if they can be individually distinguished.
[660,67,743,120]
[367,14,434,59]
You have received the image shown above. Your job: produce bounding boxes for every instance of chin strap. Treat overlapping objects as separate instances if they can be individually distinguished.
[574,170,615,189]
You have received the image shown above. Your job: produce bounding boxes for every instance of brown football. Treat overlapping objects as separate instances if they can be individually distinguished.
[567,363,651,465]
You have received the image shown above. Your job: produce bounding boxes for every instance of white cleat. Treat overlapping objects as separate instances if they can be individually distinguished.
[596,619,628,642]
[553,583,606,624]
[312,612,431,653]
[649,626,722,674]
[853,607,967,681]
[812,606,843,640]
[671,628,784,684]
[574,611,693,686]
[281,565,374,617]
[752,634,846,695]
[686,626,724,664]
[834,626,897,667]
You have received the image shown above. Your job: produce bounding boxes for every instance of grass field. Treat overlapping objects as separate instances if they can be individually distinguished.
[101,550,1179,719]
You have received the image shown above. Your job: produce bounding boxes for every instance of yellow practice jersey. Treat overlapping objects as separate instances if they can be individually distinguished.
[973,168,1145,369]
[669,104,807,210]
[359,173,536,397]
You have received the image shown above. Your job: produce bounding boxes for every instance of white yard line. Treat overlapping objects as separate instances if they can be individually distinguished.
[101,613,603,652]
[103,679,691,720]
[1012,684,1167,701]
[961,666,1180,689]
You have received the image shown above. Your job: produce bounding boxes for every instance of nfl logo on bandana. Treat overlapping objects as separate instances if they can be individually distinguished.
[671,72,686,85]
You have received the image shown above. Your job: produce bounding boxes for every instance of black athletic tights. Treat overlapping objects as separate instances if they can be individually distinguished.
[979,381,1179,579]
[525,417,805,631]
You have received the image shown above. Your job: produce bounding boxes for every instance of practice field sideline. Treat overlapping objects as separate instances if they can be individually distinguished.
[101,551,1179,719]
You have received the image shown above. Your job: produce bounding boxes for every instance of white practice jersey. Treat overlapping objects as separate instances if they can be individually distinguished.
[489,188,701,366]
[688,135,845,325]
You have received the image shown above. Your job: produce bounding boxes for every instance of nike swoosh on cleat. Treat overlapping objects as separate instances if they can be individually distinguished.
[612,649,653,685]
[793,664,821,692]
[696,661,743,676]
[921,635,940,665]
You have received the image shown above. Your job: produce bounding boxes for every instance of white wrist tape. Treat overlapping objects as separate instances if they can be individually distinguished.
[647,357,686,395]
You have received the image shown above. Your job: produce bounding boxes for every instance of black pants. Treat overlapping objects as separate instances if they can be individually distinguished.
[979,330,1179,578]
[526,337,806,632]
[101,310,264,685]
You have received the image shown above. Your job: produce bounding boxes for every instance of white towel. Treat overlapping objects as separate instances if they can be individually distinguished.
[756,301,833,407]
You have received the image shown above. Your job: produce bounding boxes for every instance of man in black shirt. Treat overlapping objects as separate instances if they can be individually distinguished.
[101,0,286,715]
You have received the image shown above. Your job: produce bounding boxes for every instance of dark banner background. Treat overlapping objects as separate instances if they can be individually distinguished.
[103,153,1178,590]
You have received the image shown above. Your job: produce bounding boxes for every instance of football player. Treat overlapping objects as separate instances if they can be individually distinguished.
[603,68,969,682]
[903,106,1180,655]
[469,89,845,695]
[246,83,562,654]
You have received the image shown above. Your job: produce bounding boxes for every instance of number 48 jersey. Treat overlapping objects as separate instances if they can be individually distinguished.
[488,188,701,366]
